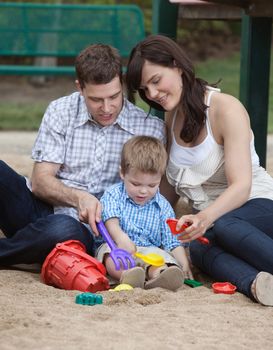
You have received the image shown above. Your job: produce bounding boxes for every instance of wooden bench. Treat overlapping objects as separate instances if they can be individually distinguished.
[0,2,145,75]
[169,0,242,19]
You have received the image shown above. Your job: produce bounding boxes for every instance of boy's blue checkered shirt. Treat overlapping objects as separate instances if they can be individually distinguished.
[99,182,184,251]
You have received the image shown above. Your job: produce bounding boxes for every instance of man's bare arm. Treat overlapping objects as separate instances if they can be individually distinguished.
[31,162,101,234]
[31,162,78,206]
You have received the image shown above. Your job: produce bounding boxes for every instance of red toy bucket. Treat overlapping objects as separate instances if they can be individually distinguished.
[41,240,109,293]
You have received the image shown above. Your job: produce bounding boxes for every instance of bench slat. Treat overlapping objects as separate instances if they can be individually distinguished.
[0,65,75,75]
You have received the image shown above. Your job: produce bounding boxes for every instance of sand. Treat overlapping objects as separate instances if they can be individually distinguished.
[1,131,273,350]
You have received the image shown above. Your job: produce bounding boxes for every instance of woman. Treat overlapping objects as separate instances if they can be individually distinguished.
[126,34,273,306]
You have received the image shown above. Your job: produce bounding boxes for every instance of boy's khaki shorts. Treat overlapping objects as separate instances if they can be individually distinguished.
[96,243,180,269]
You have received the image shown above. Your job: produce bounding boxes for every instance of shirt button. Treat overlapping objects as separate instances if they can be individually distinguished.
[97,157,101,161]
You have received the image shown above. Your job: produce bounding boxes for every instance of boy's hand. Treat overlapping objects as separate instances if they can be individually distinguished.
[116,233,136,254]
[172,246,193,280]
[181,260,193,280]
[178,249,193,279]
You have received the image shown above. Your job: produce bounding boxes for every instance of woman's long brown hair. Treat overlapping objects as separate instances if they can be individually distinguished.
[126,34,212,143]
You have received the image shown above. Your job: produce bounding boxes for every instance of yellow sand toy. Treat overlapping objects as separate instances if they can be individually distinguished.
[134,252,165,267]
[112,284,134,291]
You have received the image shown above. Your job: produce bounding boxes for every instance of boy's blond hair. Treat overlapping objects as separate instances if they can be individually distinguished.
[120,136,167,176]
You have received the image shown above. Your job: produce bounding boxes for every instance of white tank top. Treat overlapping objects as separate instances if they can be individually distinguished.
[169,88,260,167]
[169,90,216,167]
[166,88,273,211]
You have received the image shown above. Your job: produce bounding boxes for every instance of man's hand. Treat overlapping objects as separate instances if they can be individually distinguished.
[77,192,102,235]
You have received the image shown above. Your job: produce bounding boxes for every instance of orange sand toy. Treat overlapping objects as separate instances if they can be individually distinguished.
[212,282,237,294]
[41,240,110,292]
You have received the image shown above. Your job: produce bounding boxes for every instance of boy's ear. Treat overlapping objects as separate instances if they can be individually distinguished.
[119,167,125,180]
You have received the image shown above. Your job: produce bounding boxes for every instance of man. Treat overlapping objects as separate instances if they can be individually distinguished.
[0,44,165,266]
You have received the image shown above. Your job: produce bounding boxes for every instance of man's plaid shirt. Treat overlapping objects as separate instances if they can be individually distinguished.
[31,92,166,220]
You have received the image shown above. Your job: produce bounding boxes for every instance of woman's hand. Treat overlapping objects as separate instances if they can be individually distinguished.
[176,212,212,243]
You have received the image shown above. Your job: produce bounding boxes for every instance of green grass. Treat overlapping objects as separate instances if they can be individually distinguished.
[195,52,241,96]
[0,103,47,130]
[195,51,273,133]
[0,51,272,131]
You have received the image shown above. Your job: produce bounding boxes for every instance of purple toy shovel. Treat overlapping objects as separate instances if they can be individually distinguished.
[96,221,136,271]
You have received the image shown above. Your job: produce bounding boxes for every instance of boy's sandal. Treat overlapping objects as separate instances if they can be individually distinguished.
[251,271,273,306]
[144,266,184,291]
[120,266,145,289]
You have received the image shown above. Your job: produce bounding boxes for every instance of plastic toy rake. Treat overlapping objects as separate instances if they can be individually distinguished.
[96,221,136,271]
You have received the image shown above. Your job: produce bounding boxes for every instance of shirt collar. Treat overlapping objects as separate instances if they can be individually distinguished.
[113,99,136,134]
[74,96,135,134]
[74,94,91,128]
[122,182,161,207]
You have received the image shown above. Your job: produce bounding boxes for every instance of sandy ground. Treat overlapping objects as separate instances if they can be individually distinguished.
[1,132,273,350]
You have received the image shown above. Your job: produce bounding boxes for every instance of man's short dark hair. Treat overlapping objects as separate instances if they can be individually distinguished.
[75,44,123,88]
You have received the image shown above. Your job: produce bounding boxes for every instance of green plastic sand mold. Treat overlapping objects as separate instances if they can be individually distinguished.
[75,292,103,306]
[184,279,203,288]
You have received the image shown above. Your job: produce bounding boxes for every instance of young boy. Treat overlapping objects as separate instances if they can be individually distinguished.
[96,136,192,290]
